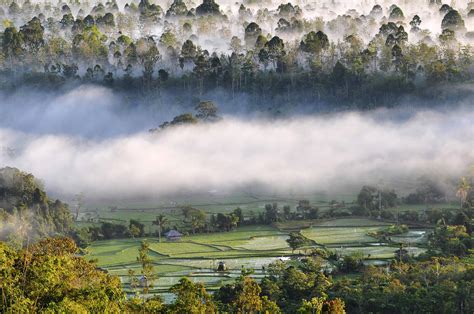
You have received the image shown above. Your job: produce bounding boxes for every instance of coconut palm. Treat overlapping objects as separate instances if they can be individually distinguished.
[152,214,168,242]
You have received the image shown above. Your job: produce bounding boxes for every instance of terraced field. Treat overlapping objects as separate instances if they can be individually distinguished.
[333,245,427,259]
[315,218,391,227]
[86,225,293,292]
[301,226,385,245]
[85,218,430,293]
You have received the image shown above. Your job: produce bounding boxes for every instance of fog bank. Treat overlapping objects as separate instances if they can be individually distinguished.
[0,105,472,199]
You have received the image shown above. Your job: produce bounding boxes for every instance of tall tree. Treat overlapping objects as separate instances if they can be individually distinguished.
[286,232,310,253]
[137,240,156,294]
[153,214,168,242]
[195,100,219,121]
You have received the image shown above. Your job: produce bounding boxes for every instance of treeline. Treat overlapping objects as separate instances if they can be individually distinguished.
[74,176,473,246]
[0,0,473,106]
[1,236,473,313]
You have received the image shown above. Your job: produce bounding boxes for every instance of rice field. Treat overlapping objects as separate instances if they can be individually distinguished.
[315,218,391,227]
[301,226,385,245]
[390,230,431,244]
[85,218,430,293]
[332,245,427,259]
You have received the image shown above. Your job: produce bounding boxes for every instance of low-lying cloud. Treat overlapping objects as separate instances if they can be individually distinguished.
[0,98,472,200]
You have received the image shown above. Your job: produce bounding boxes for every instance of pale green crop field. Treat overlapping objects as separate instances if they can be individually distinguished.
[315,218,391,227]
[235,235,289,250]
[390,230,431,244]
[149,242,220,256]
[332,245,427,259]
[301,226,384,245]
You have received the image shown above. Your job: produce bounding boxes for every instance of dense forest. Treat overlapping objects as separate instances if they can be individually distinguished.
[0,0,473,108]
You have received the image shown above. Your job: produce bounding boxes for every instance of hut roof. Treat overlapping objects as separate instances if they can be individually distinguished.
[165,230,182,237]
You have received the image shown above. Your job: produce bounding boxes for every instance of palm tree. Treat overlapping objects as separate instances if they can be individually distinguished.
[456,177,471,209]
[152,214,168,242]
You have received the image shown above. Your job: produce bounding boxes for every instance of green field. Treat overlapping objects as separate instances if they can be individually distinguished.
[301,226,385,245]
[315,218,391,227]
[333,245,427,259]
[86,217,430,294]
[86,225,292,267]
[86,225,295,292]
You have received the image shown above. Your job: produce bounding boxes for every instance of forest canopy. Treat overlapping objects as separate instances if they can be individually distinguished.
[0,0,472,107]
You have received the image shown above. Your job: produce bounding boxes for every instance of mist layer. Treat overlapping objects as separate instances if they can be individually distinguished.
[1,101,472,199]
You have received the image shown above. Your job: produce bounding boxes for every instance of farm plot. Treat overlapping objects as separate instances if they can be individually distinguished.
[315,218,391,227]
[235,235,289,250]
[87,239,146,266]
[390,230,431,244]
[164,257,283,270]
[149,242,220,257]
[301,226,384,245]
[275,217,388,231]
[107,264,192,277]
[85,218,430,294]
[86,226,290,269]
[332,245,427,259]
[190,226,285,245]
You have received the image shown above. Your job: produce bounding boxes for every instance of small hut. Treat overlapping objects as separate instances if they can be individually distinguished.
[165,230,183,242]
[139,275,148,288]
[395,248,409,262]
[217,261,227,271]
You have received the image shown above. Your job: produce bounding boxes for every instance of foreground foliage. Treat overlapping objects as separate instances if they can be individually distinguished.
[0,237,124,312]
[1,233,473,313]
